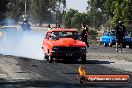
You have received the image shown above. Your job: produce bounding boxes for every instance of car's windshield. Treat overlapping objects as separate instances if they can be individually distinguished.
[103,32,115,36]
[103,32,109,36]
[50,31,80,40]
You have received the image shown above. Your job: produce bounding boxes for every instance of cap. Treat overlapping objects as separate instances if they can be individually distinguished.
[119,21,123,24]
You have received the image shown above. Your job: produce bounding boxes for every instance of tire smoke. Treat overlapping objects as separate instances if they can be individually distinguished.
[0,30,45,60]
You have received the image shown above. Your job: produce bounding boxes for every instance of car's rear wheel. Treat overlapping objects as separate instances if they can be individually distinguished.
[104,43,107,47]
[108,42,112,47]
[122,44,126,48]
[108,39,112,47]
[129,45,132,49]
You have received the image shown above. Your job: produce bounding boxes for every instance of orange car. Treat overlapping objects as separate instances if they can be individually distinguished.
[42,28,87,63]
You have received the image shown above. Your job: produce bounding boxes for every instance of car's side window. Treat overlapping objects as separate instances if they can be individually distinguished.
[46,32,51,39]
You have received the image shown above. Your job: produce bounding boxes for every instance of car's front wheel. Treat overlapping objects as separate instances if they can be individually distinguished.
[44,54,53,63]
[81,55,86,63]
[48,55,53,63]
[104,43,107,47]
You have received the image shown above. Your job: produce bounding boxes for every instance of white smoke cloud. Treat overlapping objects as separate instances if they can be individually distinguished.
[0,30,45,60]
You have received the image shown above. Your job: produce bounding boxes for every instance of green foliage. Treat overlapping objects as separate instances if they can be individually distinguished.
[63,9,78,28]
[87,0,107,29]
[87,0,132,30]
[89,30,98,35]
[104,0,132,29]
[1,0,131,30]
[1,0,66,25]
[29,0,66,25]
[0,0,8,20]
[63,9,90,29]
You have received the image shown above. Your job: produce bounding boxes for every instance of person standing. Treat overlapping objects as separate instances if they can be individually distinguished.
[80,23,89,48]
[115,21,126,52]
[21,18,31,31]
[57,24,61,29]
[48,24,52,31]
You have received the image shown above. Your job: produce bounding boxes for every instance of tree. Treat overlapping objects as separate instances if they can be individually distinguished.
[104,0,132,29]
[87,0,132,30]
[87,0,107,29]
[63,9,78,28]
[0,0,8,21]
[63,9,91,29]
[2,0,66,25]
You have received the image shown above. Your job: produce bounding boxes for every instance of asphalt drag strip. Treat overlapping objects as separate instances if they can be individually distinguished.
[0,30,131,88]
[0,55,131,88]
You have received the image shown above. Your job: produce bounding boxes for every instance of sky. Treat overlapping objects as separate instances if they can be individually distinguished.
[66,0,88,13]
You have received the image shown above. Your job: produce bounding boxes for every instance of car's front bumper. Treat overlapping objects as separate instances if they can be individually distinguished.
[50,51,86,59]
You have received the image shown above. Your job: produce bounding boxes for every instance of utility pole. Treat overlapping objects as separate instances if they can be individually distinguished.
[25,0,27,16]
[23,0,28,20]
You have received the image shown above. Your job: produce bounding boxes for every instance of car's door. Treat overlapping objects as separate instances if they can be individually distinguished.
[102,32,110,44]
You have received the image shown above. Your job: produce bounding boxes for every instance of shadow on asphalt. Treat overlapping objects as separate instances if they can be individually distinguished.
[61,60,114,65]
[17,57,115,65]
[0,80,131,88]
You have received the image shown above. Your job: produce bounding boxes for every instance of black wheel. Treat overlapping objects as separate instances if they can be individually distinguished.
[129,45,132,49]
[44,54,48,63]
[80,78,84,85]
[45,54,53,63]
[108,40,112,47]
[108,39,112,47]
[122,44,126,48]
[48,55,53,63]
[108,42,112,47]
[81,55,86,63]
[104,43,107,47]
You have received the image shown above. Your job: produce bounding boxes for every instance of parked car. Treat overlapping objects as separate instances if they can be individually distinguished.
[0,27,3,38]
[102,32,116,47]
[123,32,132,49]
[1,26,21,32]
[42,28,87,63]
[0,26,22,40]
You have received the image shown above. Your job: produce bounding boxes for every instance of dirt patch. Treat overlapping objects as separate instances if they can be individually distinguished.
[87,52,132,62]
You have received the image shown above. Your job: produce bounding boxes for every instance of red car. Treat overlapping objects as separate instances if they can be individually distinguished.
[42,28,87,63]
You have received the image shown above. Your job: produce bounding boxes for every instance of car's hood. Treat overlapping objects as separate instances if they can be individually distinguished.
[125,36,132,41]
[50,38,86,47]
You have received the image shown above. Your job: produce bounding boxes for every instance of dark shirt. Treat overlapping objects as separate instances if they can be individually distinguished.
[80,27,88,37]
[21,21,30,30]
[115,24,126,37]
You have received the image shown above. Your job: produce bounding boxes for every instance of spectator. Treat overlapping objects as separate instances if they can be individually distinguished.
[48,24,52,31]
[80,23,89,48]
[21,18,31,31]
[115,21,126,52]
[57,24,61,29]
